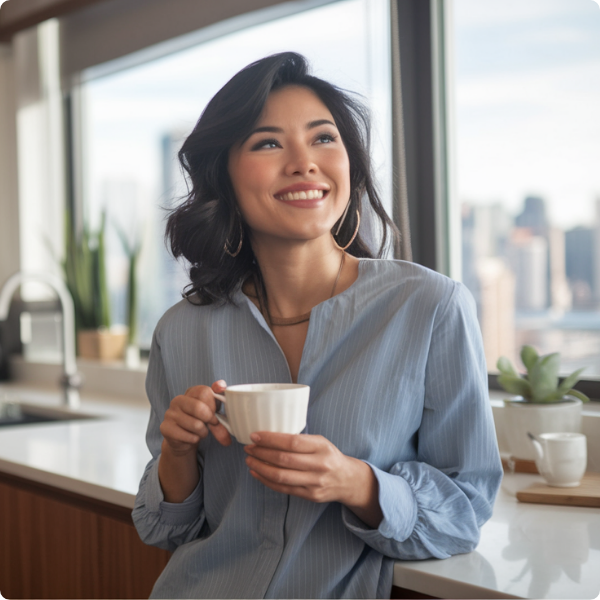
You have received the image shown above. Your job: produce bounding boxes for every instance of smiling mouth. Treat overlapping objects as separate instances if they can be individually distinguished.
[275,190,327,202]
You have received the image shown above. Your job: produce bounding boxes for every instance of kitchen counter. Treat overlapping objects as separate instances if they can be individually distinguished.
[1,382,599,599]
[394,474,600,599]
[0,382,150,507]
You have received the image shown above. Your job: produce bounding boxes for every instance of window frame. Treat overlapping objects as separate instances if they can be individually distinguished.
[3,0,597,399]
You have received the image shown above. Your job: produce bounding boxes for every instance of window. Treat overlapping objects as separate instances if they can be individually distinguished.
[452,0,600,378]
[78,0,391,348]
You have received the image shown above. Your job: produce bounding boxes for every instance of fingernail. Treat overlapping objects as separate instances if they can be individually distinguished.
[216,379,226,387]
[250,433,260,443]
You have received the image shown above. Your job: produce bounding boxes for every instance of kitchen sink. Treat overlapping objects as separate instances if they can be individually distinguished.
[0,400,98,427]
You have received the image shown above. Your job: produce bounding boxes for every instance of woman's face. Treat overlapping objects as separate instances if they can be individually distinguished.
[228,85,351,249]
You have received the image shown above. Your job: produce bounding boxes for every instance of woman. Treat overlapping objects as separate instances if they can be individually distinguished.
[133,52,503,599]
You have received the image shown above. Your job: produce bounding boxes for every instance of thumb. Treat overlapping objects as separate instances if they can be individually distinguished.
[212,379,227,393]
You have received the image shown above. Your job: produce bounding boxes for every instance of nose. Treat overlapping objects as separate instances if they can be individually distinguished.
[284,142,318,176]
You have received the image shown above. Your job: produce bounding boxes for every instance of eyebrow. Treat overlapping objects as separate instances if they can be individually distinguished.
[243,119,337,143]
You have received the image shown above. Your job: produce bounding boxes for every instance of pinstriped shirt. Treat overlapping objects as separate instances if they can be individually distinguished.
[132,259,503,599]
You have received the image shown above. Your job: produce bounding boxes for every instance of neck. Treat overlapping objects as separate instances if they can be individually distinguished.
[249,238,351,319]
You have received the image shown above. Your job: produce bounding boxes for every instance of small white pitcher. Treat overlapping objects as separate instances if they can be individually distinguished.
[528,432,587,487]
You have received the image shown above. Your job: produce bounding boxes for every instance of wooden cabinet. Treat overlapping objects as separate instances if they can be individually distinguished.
[0,471,171,599]
[0,471,440,599]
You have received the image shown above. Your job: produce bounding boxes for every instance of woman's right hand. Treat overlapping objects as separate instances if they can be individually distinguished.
[160,379,232,456]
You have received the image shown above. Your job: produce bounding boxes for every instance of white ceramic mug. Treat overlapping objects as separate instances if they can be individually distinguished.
[529,432,587,487]
[214,383,310,444]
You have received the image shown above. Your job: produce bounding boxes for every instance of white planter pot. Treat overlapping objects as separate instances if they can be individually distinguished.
[503,396,583,460]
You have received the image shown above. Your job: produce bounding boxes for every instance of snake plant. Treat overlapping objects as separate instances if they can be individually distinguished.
[62,211,111,332]
[114,221,142,345]
[497,345,589,403]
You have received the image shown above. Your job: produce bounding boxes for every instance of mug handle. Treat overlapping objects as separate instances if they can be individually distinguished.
[213,393,233,436]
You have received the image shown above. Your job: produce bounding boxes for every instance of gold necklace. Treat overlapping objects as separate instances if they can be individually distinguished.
[255,252,346,327]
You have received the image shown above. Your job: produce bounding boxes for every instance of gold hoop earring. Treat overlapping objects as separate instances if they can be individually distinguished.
[224,219,243,257]
[332,210,360,251]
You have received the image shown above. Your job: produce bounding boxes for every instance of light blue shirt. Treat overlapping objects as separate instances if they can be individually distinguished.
[133,259,503,599]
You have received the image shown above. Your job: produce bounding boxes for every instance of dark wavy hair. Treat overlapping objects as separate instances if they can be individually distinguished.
[166,51,399,305]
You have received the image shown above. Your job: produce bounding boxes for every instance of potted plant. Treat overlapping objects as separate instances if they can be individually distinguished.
[63,211,127,361]
[115,222,142,368]
[496,345,589,461]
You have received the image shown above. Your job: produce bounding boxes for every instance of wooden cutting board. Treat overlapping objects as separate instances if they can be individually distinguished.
[516,472,600,508]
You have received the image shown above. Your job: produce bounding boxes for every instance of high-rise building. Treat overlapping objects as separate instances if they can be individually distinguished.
[462,202,512,310]
[476,257,516,370]
[548,226,572,314]
[515,195,549,237]
[565,225,594,309]
[509,228,548,311]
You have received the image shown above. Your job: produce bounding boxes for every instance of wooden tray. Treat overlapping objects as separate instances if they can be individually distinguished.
[502,456,539,474]
[516,472,600,508]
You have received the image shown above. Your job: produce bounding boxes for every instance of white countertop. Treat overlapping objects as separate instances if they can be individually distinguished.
[394,474,600,599]
[1,382,599,599]
[0,382,151,507]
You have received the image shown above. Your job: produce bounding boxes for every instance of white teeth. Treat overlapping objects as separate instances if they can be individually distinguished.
[278,189,325,201]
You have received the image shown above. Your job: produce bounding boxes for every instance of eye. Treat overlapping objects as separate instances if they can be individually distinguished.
[251,138,281,151]
[315,133,337,144]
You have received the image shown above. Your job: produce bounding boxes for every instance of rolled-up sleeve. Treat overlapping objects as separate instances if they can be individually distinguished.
[342,282,503,560]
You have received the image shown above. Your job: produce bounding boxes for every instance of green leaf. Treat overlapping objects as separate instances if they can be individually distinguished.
[565,389,590,403]
[496,356,519,377]
[529,353,560,403]
[536,390,565,403]
[96,212,111,328]
[520,345,539,373]
[60,208,111,332]
[557,368,586,394]
[113,218,142,343]
[497,374,532,398]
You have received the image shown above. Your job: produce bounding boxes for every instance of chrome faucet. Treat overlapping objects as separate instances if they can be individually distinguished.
[0,272,82,408]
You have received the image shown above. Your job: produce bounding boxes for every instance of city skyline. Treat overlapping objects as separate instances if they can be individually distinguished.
[462,193,600,375]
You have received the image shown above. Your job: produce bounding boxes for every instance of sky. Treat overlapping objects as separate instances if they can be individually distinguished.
[85,0,600,234]
[84,0,392,228]
[452,0,600,229]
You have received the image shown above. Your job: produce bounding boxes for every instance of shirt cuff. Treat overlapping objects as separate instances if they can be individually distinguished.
[342,462,418,542]
[145,455,204,526]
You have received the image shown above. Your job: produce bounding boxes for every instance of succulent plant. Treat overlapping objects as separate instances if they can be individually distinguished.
[497,345,589,404]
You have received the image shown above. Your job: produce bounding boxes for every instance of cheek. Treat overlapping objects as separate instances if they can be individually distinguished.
[232,159,273,200]
[333,152,352,197]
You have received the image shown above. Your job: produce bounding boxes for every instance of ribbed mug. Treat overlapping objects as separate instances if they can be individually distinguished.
[214,383,310,444]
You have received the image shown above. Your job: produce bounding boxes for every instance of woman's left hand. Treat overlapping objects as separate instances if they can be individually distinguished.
[244,432,383,528]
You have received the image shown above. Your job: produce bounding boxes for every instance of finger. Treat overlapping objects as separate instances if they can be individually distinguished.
[183,385,220,414]
[248,468,306,496]
[209,421,232,446]
[212,379,227,393]
[161,419,207,446]
[249,432,321,454]
[245,454,316,487]
[169,410,211,436]
[244,445,319,472]
[174,394,220,426]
